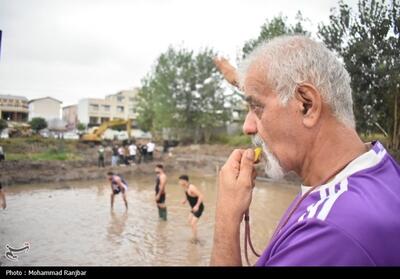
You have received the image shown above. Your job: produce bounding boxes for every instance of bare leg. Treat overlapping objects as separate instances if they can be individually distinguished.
[191,216,199,242]
[122,192,128,210]
[110,193,115,210]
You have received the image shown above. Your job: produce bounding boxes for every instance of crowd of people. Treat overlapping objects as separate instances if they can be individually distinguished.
[98,140,156,168]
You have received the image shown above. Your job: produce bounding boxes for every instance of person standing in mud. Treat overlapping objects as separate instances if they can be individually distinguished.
[111,144,119,166]
[98,145,105,167]
[141,144,148,163]
[0,146,5,161]
[128,142,137,164]
[117,145,125,165]
[0,182,6,209]
[147,140,155,161]
[136,143,142,164]
[107,171,128,210]
[179,175,204,243]
[155,164,167,220]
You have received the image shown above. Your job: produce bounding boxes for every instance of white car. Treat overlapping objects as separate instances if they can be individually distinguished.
[0,128,9,139]
[63,132,80,140]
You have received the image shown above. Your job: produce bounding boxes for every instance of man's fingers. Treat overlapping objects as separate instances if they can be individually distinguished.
[251,168,257,187]
[221,149,244,179]
[237,149,255,187]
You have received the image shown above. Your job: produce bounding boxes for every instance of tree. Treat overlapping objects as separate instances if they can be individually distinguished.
[76,122,86,132]
[136,46,231,143]
[241,12,310,58]
[318,0,400,150]
[0,119,7,132]
[29,117,47,133]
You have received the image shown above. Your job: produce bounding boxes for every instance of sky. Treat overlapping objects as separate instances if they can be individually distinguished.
[0,0,359,107]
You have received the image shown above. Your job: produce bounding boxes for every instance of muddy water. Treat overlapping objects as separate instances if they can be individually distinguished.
[0,172,298,266]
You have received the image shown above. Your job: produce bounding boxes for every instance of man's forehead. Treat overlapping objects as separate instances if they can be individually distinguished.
[242,63,270,97]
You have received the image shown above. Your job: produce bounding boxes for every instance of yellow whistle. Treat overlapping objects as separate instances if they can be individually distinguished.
[254,147,262,163]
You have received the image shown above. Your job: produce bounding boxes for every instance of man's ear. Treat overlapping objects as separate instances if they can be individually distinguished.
[294,83,322,128]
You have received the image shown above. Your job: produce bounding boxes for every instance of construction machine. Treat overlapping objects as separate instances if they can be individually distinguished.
[81,119,132,143]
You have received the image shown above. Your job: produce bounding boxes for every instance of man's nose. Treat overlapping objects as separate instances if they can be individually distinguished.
[242,113,257,135]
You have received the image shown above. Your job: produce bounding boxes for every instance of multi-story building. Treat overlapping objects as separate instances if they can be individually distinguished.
[28,97,62,122]
[77,88,139,127]
[62,105,78,129]
[105,89,139,121]
[0,94,29,122]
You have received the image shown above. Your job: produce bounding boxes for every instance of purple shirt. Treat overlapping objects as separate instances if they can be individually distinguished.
[256,141,400,266]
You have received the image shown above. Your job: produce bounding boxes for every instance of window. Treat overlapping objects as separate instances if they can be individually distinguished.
[102,105,110,112]
[129,97,135,102]
[117,96,125,102]
[89,117,98,124]
[117,106,124,113]
[90,104,99,111]
[130,107,136,114]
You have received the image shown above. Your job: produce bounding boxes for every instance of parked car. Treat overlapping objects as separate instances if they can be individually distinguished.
[0,128,9,139]
[63,131,80,140]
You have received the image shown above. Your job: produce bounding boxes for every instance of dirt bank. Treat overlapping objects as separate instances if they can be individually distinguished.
[0,144,300,186]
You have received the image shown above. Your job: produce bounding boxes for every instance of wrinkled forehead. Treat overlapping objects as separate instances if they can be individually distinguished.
[241,62,272,98]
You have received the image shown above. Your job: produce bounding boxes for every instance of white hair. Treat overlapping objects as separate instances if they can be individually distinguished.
[238,35,355,128]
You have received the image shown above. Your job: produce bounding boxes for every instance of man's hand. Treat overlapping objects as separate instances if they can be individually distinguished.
[217,149,257,223]
[213,57,240,88]
[211,149,257,266]
[192,205,200,213]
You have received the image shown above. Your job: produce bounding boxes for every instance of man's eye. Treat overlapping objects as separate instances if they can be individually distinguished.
[248,103,263,112]
[247,103,264,119]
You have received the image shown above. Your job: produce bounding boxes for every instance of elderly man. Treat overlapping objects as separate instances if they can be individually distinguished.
[211,35,400,266]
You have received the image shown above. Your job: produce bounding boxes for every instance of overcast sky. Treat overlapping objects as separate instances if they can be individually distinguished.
[0,0,358,106]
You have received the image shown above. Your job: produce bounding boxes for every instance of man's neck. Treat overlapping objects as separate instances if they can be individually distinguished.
[300,122,368,186]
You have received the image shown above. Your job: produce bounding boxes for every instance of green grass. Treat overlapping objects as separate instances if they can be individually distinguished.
[6,150,82,161]
[211,133,252,146]
[0,136,82,160]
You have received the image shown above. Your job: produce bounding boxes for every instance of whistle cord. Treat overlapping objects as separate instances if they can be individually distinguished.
[244,210,261,266]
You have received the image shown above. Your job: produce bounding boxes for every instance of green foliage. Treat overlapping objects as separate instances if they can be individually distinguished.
[76,122,86,131]
[29,117,47,133]
[6,150,81,161]
[211,133,252,147]
[318,0,400,149]
[0,136,82,161]
[0,119,7,132]
[136,46,232,143]
[242,11,310,58]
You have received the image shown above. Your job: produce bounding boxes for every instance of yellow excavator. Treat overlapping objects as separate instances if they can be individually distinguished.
[81,119,132,143]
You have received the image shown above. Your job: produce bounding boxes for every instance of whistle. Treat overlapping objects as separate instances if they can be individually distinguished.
[254,147,262,163]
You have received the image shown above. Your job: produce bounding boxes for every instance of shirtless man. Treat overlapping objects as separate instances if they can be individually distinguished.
[107,172,128,210]
[179,175,205,242]
[155,164,167,221]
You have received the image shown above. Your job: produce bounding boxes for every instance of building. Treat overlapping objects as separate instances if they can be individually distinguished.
[105,89,139,122]
[0,94,29,122]
[62,105,78,130]
[28,97,62,122]
[77,88,139,127]
[76,98,110,126]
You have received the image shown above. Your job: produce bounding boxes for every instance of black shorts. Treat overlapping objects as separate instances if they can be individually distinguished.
[192,203,204,218]
[113,188,121,195]
[156,193,166,204]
